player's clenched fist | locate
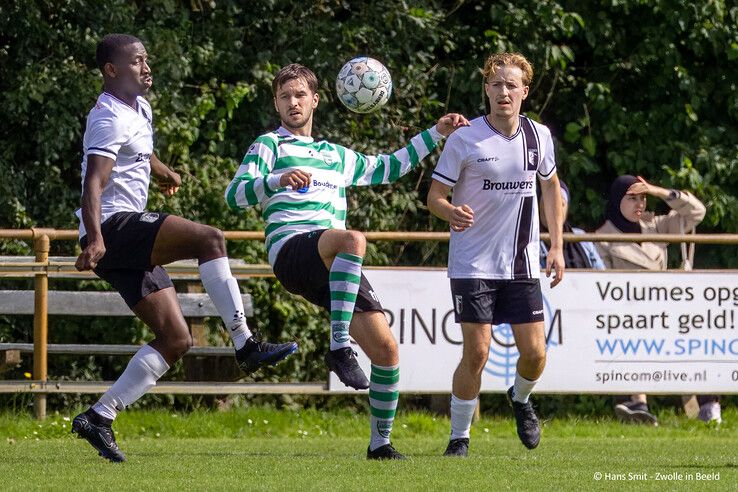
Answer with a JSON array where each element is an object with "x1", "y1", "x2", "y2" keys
[
  {"x1": 75, "y1": 239, "x2": 106, "y2": 271},
  {"x1": 450, "y1": 204, "x2": 474, "y2": 232},
  {"x1": 280, "y1": 169, "x2": 312, "y2": 190}
]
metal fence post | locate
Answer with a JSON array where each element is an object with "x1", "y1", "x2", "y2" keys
[{"x1": 32, "y1": 231, "x2": 50, "y2": 420}]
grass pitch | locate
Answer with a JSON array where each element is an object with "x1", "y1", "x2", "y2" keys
[{"x1": 0, "y1": 407, "x2": 735, "y2": 491}]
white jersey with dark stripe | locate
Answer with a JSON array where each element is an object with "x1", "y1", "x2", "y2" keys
[
  {"x1": 226, "y1": 125, "x2": 444, "y2": 265},
  {"x1": 432, "y1": 115, "x2": 556, "y2": 279},
  {"x1": 75, "y1": 92, "x2": 154, "y2": 237}
]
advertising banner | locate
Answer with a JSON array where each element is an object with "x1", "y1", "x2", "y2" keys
[{"x1": 328, "y1": 269, "x2": 738, "y2": 394}]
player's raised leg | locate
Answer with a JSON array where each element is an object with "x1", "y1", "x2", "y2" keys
[
  {"x1": 444, "y1": 322, "x2": 491, "y2": 457},
  {"x1": 318, "y1": 229, "x2": 369, "y2": 389},
  {"x1": 507, "y1": 321, "x2": 546, "y2": 449},
  {"x1": 72, "y1": 285, "x2": 189, "y2": 462},
  {"x1": 349, "y1": 311, "x2": 405, "y2": 460},
  {"x1": 151, "y1": 215, "x2": 298, "y2": 372}
]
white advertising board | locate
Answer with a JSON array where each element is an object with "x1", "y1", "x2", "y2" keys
[{"x1": 328, "y1": 269, "x2": 738, "y2": 394}]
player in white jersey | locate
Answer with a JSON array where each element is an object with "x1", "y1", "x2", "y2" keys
[
  {"x1": 70, "y1": 34, "x2": 297, "y2": 463},
  {"x1": 226, "y1": 63, "x2": 468, "y2": 459},
  {"x1": 427, "y1": 52, "x2": 565, "y2": 456}
]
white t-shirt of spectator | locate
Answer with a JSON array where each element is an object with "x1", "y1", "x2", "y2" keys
[
  {"x1": 76, "y1": 92, "x2": 154, "y2": 237},
  {"x1": 432, "y1": 115, "x2": 557, "y2": 279}
]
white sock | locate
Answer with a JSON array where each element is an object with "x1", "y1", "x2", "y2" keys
[
  {"x1": 93, "y1": 344, "x2": 170, "y2": 420},
  {"x1": 512, "y1": 372, "x2": 538, "y2": 404},
  {"x1": 199, "y1": 257, "x2": 252, "y2": 349},
  {"x1": 450, "y1": 394, "x2": 478, "y2": 440}
]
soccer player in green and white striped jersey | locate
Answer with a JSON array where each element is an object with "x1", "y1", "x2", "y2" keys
[{"x1": 225, "y1": 63, "x2": 468, "y2": 460}]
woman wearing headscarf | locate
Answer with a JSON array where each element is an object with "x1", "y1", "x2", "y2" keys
[{"x1": 596, "y1": 175, "x2": 719, "y2": 424}]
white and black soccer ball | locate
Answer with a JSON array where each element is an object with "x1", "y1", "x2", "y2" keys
[{"x1": 335, "y1": 57, "x2": 392, "y2": 113}]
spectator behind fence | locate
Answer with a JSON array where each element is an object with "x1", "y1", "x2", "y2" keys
[
  {"x1": 539, "y1": 179, "x2": 605, "y2": 270},
  {"x1": 595, "y1": 174, "x2": 720, "y2": 424}
]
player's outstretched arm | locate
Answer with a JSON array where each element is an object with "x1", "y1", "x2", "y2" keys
[
  {"x1": 347, "y1": 113, "x2": 469, "y2": 188},
  {"x1": 427, "y1": 180, "x2": 474, "y2": 232},
  {"x1": 75, "y1": 155, "x2": 115, "y2": 271},
  {"x1": 151, "y1": 153, "x2": 181, "y2": 197}
]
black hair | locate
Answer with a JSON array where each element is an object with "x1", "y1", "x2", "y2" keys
[{"x1": 95, "y1": 34, "x2": 142, "y2": 72}]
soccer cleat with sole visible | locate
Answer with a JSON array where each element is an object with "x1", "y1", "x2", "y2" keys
[
  {"x1": 507, "y1": 386, "x2": 541, "y2": 449},
  {"x1": 366, "y1": 443, "x2": 407, "y2": 460},
  {"x1": 235, "y1": 336, "x2": 298, "y2": 374},
  {"x1": 614, "y1": 401, "x2": 658, "y2": 425},
  {"x1": 443, "y1": 437, "x2": 469, "y2": 457},
  {"x1": 325, "y1": 347, "x2": 370, "y2": 390},
  {"x1": 71, "y1": 409, "x2": 126, "y2": 463}
]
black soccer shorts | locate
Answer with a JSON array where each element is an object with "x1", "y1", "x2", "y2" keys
[
  {"x1": 80, "y1": 211, "x2": 173, "y2": 308},
  {"x1": 272, "y1": 229, "x2": 383, "y2": 313},
  {"x1": 449, "y1": 278, "x2": 544, "y2": 325}
]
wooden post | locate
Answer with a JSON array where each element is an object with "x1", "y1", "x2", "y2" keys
[
  {"x1": 182, "y1": 281, "x2": 207, "y2": 382},
  {"x1": 32, "y1": 233, "x2": 50, "y2": 420},
  {"x1": 183, "y1": 282, "x2": 208, "y2": 346},
  {"x1": 430, "y1": 394, "x2": 451, "y2": 415},
  {"x1": 0, "y1": 349, "x2": 21, "y2": 374}
]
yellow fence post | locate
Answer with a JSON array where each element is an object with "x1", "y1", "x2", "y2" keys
[{"x1": 32, "y1": 230, "x2": 51, "y2": 420}]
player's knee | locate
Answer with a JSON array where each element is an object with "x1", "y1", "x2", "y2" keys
[
  {"x1": 340, "y1": 230, "x2": 366, "y2": 256},
  {"x1": 464, "y1": 347, "x2": 489, "y2": 371},
  {"x1": 167, "y1": 332, "x2": 193, "y2": 360},
  {"x1": 176, "y1": 335, "x2": 193, "y2": 359},
  {"x1": 372, "y1": 336, "x2": 398, "y2": 364},
  {"x1": 380, "y1": 335, "x2": 397, "y2": 357},
  {"x1": 200, "y1": 226, "x2": 226, "y2": 256},
  {"x1": 519, "y1": 348, "x2": 546, "y2": 368}
]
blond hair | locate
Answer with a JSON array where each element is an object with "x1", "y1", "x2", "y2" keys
[{"x1": 482, "y1": 52, "x2": 533, "y2": 86}]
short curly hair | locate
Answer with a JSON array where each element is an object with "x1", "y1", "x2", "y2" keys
[
  {"x1": 481, "y1": 52, "x2": 533, "y2": 86},
  {"x1": 96, "y1": 34, "x2": 143, "y2": 72}
]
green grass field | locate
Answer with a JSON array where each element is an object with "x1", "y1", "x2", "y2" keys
[{"x1": 0, "y1": 407, "x2": 736, "y2": 491}]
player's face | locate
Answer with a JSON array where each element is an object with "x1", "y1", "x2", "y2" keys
[
  {"x1": 274, "y1": 77, "x2": 319, "y2": 135},
  {"x1": 484, "y1": 66, "x2": 528, "y2": 119},
  {"x1": 112, "y1": 42, "x2": 152, "y2": 96},
  {"x1": 620, "y1": 192, "x2": 647, "y2": 222}
]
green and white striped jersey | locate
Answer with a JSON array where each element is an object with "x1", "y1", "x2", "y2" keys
[{"x1": 225, "y1": 125, "x2": 444, "y2": 265}]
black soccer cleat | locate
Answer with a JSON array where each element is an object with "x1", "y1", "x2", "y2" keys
[
  {"x1": 443, "y1": 437, "x2": 469, "y2": 457},
  {"x1": 366, "y1": 443, "x2": 406, "y2": 460},
  {"x1": 71, "y1": 409, "x2": 126, "y2": 463},
  {"x1": 507, "y1": 386, "x2": 541, "y2": 449},
  {"x1": 614, "y1": 400, "x2": 658, "y2": 425},
  {"x1": 235, "y1": 336, "x2": 298, "y2": 374},
  {"x1": 325, "y1": 347, "x2": 370, "y2": 390}
]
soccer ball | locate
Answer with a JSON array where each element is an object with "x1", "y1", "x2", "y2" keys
[{"x1": 335, "y1": 57, "x2": 392, "y2": 113}]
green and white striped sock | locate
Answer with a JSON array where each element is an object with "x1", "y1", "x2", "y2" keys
[
  {"x1": 329, "y1": 252, "x2": 363, "y2": 351},
  {"x1": 369, "y1": 364, "x2": 399, "y2": 451}
]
